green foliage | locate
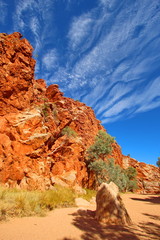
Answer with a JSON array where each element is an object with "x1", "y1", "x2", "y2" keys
[
  {"x1": 88, "y1": 159, "x2": 138, "y2": 192},
  {"x1": 125, "y1": 166, "x2": 137, "y2": 180},
  {"x1": 88, "y1": 160, "x2": 108, "y2": 184},
  {"x1": 61, "y1": 126, "x2": 77, "y2": 138},
  {"x1": 86, "y1": 130, "x2": 115, "y2": 160},
  {"x1": 156, "y1": 157, "x2": 160, "y2": 167},
  {"x1": 41, "y1": 103, "x2": 49, "y2": 117}
]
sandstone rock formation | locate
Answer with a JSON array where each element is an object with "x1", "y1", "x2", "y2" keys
[
  {"x1": 0, "y1": 32, "x2": 159, "y2": 193},
  {"x1": 0, "y1": 33, "x2": 104, "y2": 190},
  {"x1": 96, "y1": 182, "x2": 132, "y2": 225},
  {"x1": 0, "y1": 32, "x2": 35, "y2": 115},
  {"x1": 122, "y1": 156, "x2": 160, "y2": 194}
]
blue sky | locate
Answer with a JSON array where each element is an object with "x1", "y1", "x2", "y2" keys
[{"x1": 0, "y1": 0, "x2": 160, "y2": 165}]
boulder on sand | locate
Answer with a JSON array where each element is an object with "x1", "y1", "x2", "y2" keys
[{"x1": 95, "y1": 182, "x2": 132, "y2": 225}]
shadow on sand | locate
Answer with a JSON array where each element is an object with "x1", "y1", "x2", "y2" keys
[
  {"x1": 131, "y1": 195, "x2": 160, "y2": 204},
  {"x1": 69, "y1": 209, "x2": 140, "y2": 240},
  {"x1": 137, "y1": 221, "x2": 160, "y2": 240},
  {"x1": 60, "y1": 209, "x2": 160, "y2": 240}
]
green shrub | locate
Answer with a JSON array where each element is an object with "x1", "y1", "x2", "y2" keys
[
  {"x1": 41, "y1": 103, "x2": 49, "y2": 117},
  {"x1": 156, "y1": 157, "x2": 160, "y2": 167},
  {"x1": 86, "y1": 130, "x2": 114, "y2": 161},
  {"x1": 61, "y1": 126, "x2": 77, "y2": 138}
]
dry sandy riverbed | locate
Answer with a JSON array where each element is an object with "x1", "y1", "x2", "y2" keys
[{"x1": 0, "y1": 194, "x2": 159, "y2": 240}]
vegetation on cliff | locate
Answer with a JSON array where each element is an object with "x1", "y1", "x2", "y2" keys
[{"x1": 61, "y1": 126, "x2": 77, "y2": 138}]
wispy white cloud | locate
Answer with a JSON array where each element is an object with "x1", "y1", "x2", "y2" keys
[
  {"x1": 12, "y1": 0, "x2": 56, "y2": 79},
  {"x1": 68, "y1": 13, "x2": 93, "y2": 50},
  {"x1": 101, "y1": 77, "x2": 160, "y2": 123},
  {"x1": 0, "y1": 0, "x2": 7, "y2": 24},
  {"x1": 95, "y1": 81, "x2": 137, "y2": 115},
  {"x1": 9, "y1": 0, "x2": 160, "y2": 124},
  {"x1": 13, "y1": 0, "x2": 42, "y2": 54},
  {"x1": 13, "y1": 0, "x2": 35, "y2": 30},
  {"x1": 42, "y1": 49, "x2": 58, "y2": 70},
  {"x1": 62, "y1": 0, "x2": 160, "y2": 123}
]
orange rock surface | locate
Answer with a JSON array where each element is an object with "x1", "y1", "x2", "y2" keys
[
  {"x1": 0, "y1": 33, "x2": 159, "y2": 193},
  {"x1": 122, "y1": 156, "x2": 160, "y2": 194}
]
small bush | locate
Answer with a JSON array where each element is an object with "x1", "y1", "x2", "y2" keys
[
  {"x1": 41, "y1": 103, "x2": 49, "y2": 117},
  {"x1": 156, "y1": 157, "x2": 160, "y2": 167},
  {"x1": 61, "y1": 126, "x2": 77, "y2": 138}
]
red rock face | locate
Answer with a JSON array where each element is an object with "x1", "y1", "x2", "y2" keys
[
  {"x1": 0, "y1": 33, "x2": 159, "y2": 193},
  {"x1": 122, "y1": 156, "x2": 160, "y2": 194},
  {"x1": 0, "y1": 32, "x2": 35, "y2": 115},
  {"x1": 108, "y1": 142, "x2": 123, "y2": 166}
]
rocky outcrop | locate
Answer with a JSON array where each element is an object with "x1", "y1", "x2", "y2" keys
[
  {"x1": 0, "y1": 32, "x2": 35, "y2": 115},
  {"x1": 0, "y1": 32, "x2": 159, "y2": 193},
  {"x1": 0, "y1": 33, "x2": 104, "y2": 190},
  {"x1": 122, "y1": 156, "x2": 160, "y2": 194},
  {"x1": 96, "y1": 182, "x2": 132, "y2": 225}
]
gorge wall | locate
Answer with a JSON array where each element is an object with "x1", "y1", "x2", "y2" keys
[{"x1": 0, "y1": 33, "x2": 159, "y2": 193}]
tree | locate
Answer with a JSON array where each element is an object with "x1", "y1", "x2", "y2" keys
[
  {"x1": 88, "y1": 160, "x2": 108, "y2": 185},
  {"x1": 123, "y1": 166, "x2": 138, "y2": 192},
  {"x1": 156, "y1": 157, "x2": 160, "y2": 167},
  {"x1": 88, "y1": 158, "x2": 137, "y2": 192},
  {"x1": 86, "y1": 130, "x2": 137, "y2": 192},
  {"x1": 86, "y1": 130, "x2": 115, "y2": 161}
]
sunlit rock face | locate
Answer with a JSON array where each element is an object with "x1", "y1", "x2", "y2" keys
[
  {"x1": 122, "y1": 156, "x2": 160, "y2": 194},
  {"x1": 0, "y1": 32, "x2": 35, "y2": 115},
  {"x1": 0, "y1": 33, "x2": 159, "y2": 192},
  {"x1": 0, "y1": 33, "x2": 103, "y2": 190}
]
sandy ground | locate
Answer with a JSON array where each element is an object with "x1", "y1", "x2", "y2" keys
[{"x1": 0, "y1": 194, "x2": 159, "y2": 240}]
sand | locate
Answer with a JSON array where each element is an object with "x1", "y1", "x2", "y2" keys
[{"x1": 0, "y1": 194, "x2": 159, "y2": 240}]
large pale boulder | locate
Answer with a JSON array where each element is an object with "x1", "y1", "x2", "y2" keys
[{"x1": 95, "y1": 182, "x2": 132, "y2": 225}]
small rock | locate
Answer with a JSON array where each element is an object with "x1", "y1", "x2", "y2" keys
[{"x1": 75, "y1": 198, "x2": 90, "y2": 207}]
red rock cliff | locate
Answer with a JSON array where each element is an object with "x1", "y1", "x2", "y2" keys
[
  {"x1": 0, "y1": 33, "x2": 159, "y2": 193},
  {"x1": 0, "y1": 33, "x2": 104, "y2": 190},
  {"x1": 122, "y1": 156, "x2": 160, "y2": 194}
]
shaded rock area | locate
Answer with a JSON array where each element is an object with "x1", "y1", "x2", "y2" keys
[
  {"x1": 0, "y1": 32, "x2": 159, "y2": 193},
  {"x1": 96, "y1": 182, "x2": 132, "y2": 225}
]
